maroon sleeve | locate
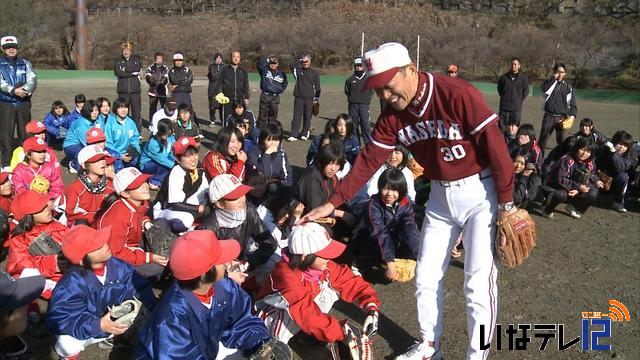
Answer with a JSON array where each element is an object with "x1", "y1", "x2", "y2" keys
[
  {"x1": 458, "y1": 86, "x2": 514, "y2": 204},
  {"x1": 328, "y1": 114, "x2": 395, "y2": 207}
]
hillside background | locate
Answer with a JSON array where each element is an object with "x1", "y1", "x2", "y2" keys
[{"x1": 1, "y1": 0, "x2": 638, "y2": 89}]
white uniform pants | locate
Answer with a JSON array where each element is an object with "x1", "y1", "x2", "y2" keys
[{"x1": 415, "y1": 169, "x2": 498, "y2": 360}]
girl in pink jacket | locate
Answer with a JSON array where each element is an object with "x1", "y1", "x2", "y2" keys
[{"x1": 12, "y1": 137, "x2": 64, "y2": 201}]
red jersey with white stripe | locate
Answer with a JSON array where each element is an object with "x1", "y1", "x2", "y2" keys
[{"x1": 330, "y1": 72, "x2": 514, "y2": 205}]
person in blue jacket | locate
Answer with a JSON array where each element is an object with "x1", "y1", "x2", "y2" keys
[
  {"x1": 360, "y1": 168, "x2": 419, "y2": 282},
  {"x1": 256, "y1": 56, "x2": 288, "y2": 129},
  {"x1": 63, "y1": 99, "x2": 103, "y2": 173},
  {"x1": 102, "y1": 97, "x2": 141, "y2": 172},
  {"x1": 47, "y1": 225, "x2": 156, "y2": 359},
  {"x1": 43, "y1": 100, "x2": 72, "y2": 150},
  {"x1": 139, "y1": 118, "x2": 176, "y2": 190},
  {"x1": 135, "y1": 229, "x2": 288, "y2": 360}
]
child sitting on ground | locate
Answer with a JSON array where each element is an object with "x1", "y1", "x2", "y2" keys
[
  {"x1": 43, "y1": 100, "x2": 72, "y2": 150},
  {"x1": 139, "y1": 118, "x2": 176, "y2": 191},
  {"x1": 12, "y1": 137, "x2": 64, "y2": 201}
]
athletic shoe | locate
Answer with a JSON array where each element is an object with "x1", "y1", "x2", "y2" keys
[
  {"x1": 300, "y1": 135, "x2": 309, "y2": 141},
  {"x1": 68, "y1": 166, "x2": 77, "y2": 174},
  {"x1": 541, "y1": 211, "x2": 554, "y2": 219},
  {"x1": 612, "y1": 202, "x2": 627, "y2": 213},
  {"x1": 286, "y1": 136, "x2": 298, "y2": 142},
  {"x1": 565, "y1": 205, "x2": 581, "y2": 219},
  {"x1": 394, "y1": 341, "x2": 437, "y2": 360}
]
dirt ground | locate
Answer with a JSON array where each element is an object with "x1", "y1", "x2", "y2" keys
[{"x1": 15, "y1": 76, "x2": 640, "y2": 359}]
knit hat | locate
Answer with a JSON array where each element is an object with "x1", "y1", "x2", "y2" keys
[{"x1": 170, "y1": 230, "x2": 241, "y2": 280}]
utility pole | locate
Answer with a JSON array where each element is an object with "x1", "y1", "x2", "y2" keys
[{"x1": 75, "y1": 0, "x2": 89, "y2": 70}]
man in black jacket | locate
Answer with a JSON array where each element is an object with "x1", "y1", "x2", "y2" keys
[
  {"x1": 207, "y1": 53, "x2": 224, "y2": 126},
  {"x1": 539, "y1": 63, "x2": 577, "y2": 154},
  {"x1": 114, "y1": 42, "x2": 142, "y2": 130},
  {"x1": 497, "y1": 57, "x2": 529, "y2": 131},
  {"x1": 145, "y1": 52, "x2": 169, "y2": 122},
  {"x1": 288, "y1": 54, "x2": 320, "y2": 141},
  {"x1": 215, "y1": 51, "x2": 250, "y2": 127},
  {"x1": 257, "y1": 56, "x2": 288, "y2": 129},
  {"x1": 168, "y1": 52, "x2": 194, "y2": 111},
  {"x1": 345, "y1": 57, "x2": 373, "y2": 145}
]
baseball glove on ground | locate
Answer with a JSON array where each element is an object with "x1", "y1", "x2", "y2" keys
[
  {"x1": 393, "y1": 259, "x2": 416, "y2": 282},
  {"x1": 328, "y1": 320, "x2": 373, "y2": 360},
  {"x1": 144, "y1": 223, "x2": 177, "y2": 257},
  {"x1": 110, "y1": 298, "x2": 142, "y2": 326},
  {"x1": 248, "y1": 338, "x2": 292, "y2": 360},
  {"x1": 28, "y1": 232, "x2": 61, "y2": 256},
  {"x1": 312, "y1": 101, "x2": 320, "y2": 116},
  {"x1": 495, "y1": 208, "x2": 536, "y2": 268}
]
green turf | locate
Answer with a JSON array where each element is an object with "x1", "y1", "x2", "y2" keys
[{"x1": 36, "y1": 70, "x2": 640, "y2": 105}]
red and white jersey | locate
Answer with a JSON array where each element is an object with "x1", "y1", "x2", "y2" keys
[{"x1": 330, "y1": 72, "x2": 514, "y2": 205}]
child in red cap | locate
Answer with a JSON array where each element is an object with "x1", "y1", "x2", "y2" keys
[
  {"x1": 255, "y1": 223, "x2": 380, "y2": 345},
  {"x1": 9, "y1": 120, "x2": 61, "y2": 177},
  {"x1": 46, "y1": 225, "x2": 156, "y2": 359},
  {"x1": 152, "y1": 136, "x2": 208, "y2": 232},
  {"x1": 94, "y1": 168, "x2": 167, "y2": 278},
  {"x1": 5, "y1": 190, "x2": 68, "y2": 299},
  {"x1": 62, "y1": 145, "x2": 115, "y2": 226},
  {"x1": 136, "y1": 230, "x2": 289, "y2": 359},
  {"x1": 12, "y1": 137, "x2": 64, "y2": 201}
]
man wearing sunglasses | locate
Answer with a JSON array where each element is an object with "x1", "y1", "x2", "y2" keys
[
  {"x1": 0, "y1": 35, "x2": 37, "y2": 169},
  {"x1": 288, "y1": 54, "x2": 320, "y2": 142}
]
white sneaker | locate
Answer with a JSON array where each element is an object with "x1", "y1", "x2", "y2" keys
[
  {"x1": 68, "y1": 166, "x2": 77, "y2": 174},
  {"x1": 286, "y1": 136, "x2": 298, "y2": 142},
  {"x1": 565, "y1": 204, "x2": 581, "y2": 219},
  {"x1": 395, "y1": 341, "x2": 437, "y2": 360},
  {"x1": 300, "y1": 132, "x2": 310, "y2": 141}
]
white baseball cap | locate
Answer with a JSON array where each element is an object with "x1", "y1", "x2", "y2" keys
[
  {"x1": 173, "y1": 52, "x2": 184, "y2": 61},
  {"x1": 288, "y1": 223, "x2": 346, "y2": 259},
  {"x1": 77, "y1": 145, "x2": 108, "y2": 167},
  {"x1": 1, "y1": 36, "x2": 18, "y2": 48},
  {"x1": 363, "y1": 42, "x2": 412, "y2": 90},
  {"x1": 209, "y1": 174, "x2": 253, "y2": 203},
  {"x1": 114, "y1": 167, "x2": 151, "y2": 195}
]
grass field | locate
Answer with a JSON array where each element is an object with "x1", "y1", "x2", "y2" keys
[{"x1": 16, "y1": 75, "x2": 640, "y2": 360}]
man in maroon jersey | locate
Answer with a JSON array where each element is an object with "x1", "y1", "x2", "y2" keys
[{"x1": 302, "y1": 42, "x2": 516, "y2": 360}]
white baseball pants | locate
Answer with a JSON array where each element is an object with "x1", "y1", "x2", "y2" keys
[{"x1": 415, "y1": 168, "x2": 499, "y2": 360}]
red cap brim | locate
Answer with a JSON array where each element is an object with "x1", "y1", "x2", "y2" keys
[
  {"x1": 363, "y1": 67, "x2": 401, "y2": 90},
  {"x1": 223, "y1": 184, "x2": 253, "y2": 200},
  {"x1": 105, "y1": 156, "x2": 116, "y2": 165},
  {"x1": 85, "y1": 153, "x2": 108, "y2": 164},
  {"x1": 215, "y1": 239, "x2": 242, "y2": 265},
  {"x1": 315, "y1": 239, "x2": 346, "y2": 259},
  {"x1": 0, "y1": 172, "x2": 10, "y2": 184},
  {"x1": 126, "y1": 174, "x2": 152, "y2": 190}
]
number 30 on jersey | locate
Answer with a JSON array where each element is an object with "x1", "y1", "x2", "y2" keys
[{"x1": 441, "y1": 144, "x2": 467, "y2": 162}]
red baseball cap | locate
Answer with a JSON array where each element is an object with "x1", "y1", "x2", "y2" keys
[
  {"x1": 113, "y1": 167, "x2": 151, "y2": 195},
  {"x1": 288, "y1": 222, "x2": 346, "y2": 259},
  {"x1": 173, "y1": 136, "x2": 199, "y2": 156},
  {"x1": 363, "y1": 42, "x2": 412, "y2": 90},
  {"x1": 23, "y1": 137, "x2": 47, "y2": 153},
  {"x1": 26, "y1": 120, "x2": 46, "y2": 135},
  {"x1": 11, "y1": 190, "x2": 50, "y2": 220},
  {"x1": 105, "y1": 156, "x2": 117, "y2": 165},
  {"x1": 86, "y1": 128, "x2": 106, "y2": 145},
  {"x1": 62, "y1": 225, "x2": 112, "y2": 264},
  {"x1": 169, "y1": 230, "x2": 241, "y2": 280},
  {"x1": 0, "y1": 172, "x2": 10, "y2": 185}
]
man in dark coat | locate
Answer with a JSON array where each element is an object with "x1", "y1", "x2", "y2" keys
[{"x1": 114, "y1": 42, "x2": 142, "y2": 130}]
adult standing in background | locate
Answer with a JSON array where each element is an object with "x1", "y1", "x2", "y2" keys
[
  {"x1": 497, "y1": 57, "x2": 529, "y2": 131},
  {"x1": 539, "y1": 63, "x2": 577, "y2": 154},
  {"x1": 257, "y1": 55, "x2": 288, "y2": 129},
  {"x1": 168, "y1": 52, "x2": 194, "y2": 110},
  {"x1": 215, "y1": 51, "x2": 250, "y2": 127},
  {"x1": 446, "y1": 64, "x2": 458, "y2": 78},
  {"x1": 345, "y1": 57, "x2": 373, "y2": 145},
  {"x1": 0, "y1": 35, "x2": 36, "y2": 169},
  {"x1": 114, "y1": 42, "x2": 142, "y2": 130},
  {"x1": 207, "y1": 52, "x2": 224, "y2": 127},
  {"x1": 145, "y1": 52, "x2": 169, "y2": 123},
  {"x1": 288, "y1": 54, "x2": 320, "y2": 142}
]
